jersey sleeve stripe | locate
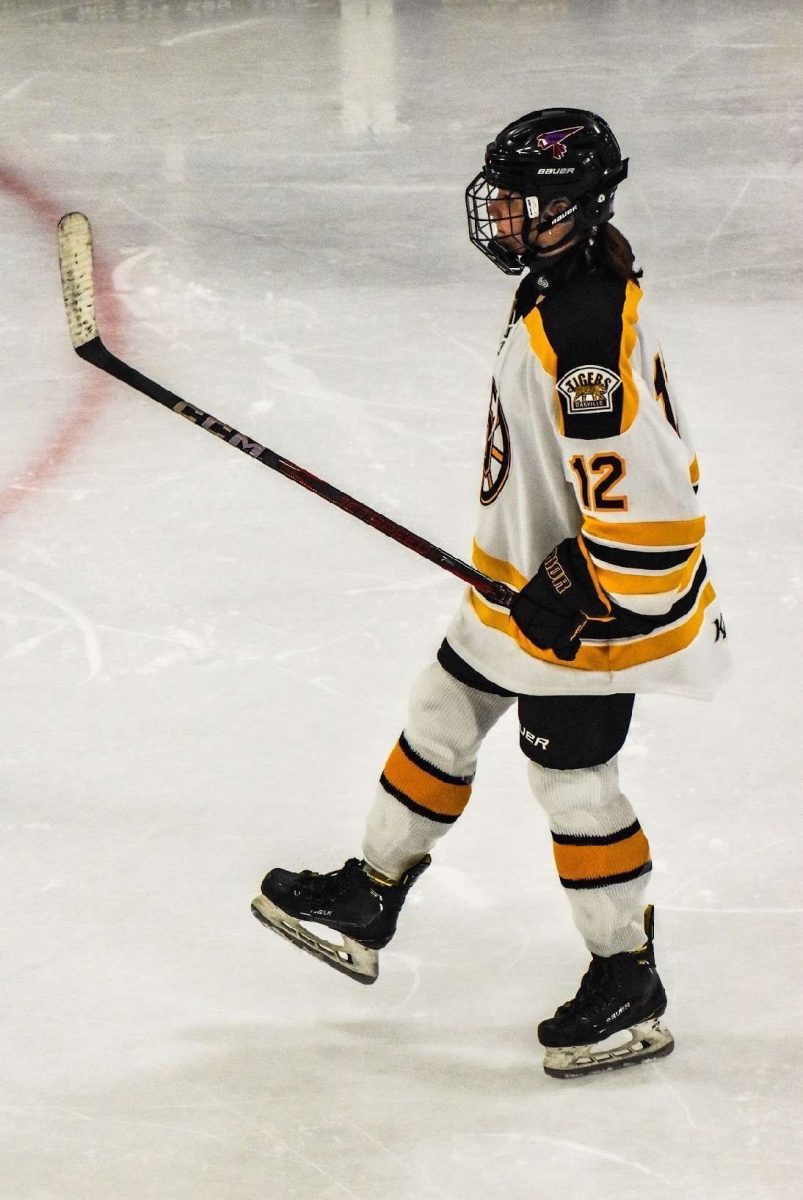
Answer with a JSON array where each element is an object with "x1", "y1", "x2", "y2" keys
[
  {"x1": 595, "y1": 545, "x2": 702, "y2": 596},
  {"x1": 471, "y1": 539, "x2": 528, "y2": 592},
  {"x1": 583, "y1": 515, "x2": 706, "y2": 549},
  {"x1": 575, "y1": 534, "x2": 613, "y2": 611},
  {"x1": 617, "y1": 280, "x2": 641, "y2": 435},
  {"x1": 582, "y1": 537, "x2": 695, "y2": 571},
  {"x1": 585, "y1": 558, "x2": 708, "y2": 639}
]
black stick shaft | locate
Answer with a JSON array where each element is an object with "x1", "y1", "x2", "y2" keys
[{"x1": 77, "y1": 337, "x2": 515, "y2": 608}]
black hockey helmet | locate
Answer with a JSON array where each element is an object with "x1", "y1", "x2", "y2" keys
[{"x1": 465, "y1": 108, "x2": 628, "y2": 274}]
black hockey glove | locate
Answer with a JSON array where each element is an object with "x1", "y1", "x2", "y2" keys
[{"x1": 510, "y1": 537, "x2": 612, "y2": 662}]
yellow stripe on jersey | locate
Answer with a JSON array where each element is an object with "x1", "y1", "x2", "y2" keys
[
  {"x1": 583, "y1": 515, "x2": 706, "y2": 549},
  {"x1": 471, "y1": 540, "x2": 528, "y2": 591},
  {"x1": 523, "y1": 307, "x2": 565, "y2": 431},
  {"x1": 523, "y1": 306, "x2": 558, "y2": 378},
  {"x1": 382, "y1": 740, "x2": 472, "y2": 819},
  {"x1": 595, "y1": 545, "x2": 703, "y2": 597},
  {"x1": 618, "y1": 280, "x2": 642, "y2": 435},
  {"x1": 469, "y1": 580, "x2": 717, "y2": 671}
]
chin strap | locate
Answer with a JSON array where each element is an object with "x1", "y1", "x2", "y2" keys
[
  {"x1": 526, "y1": 194, "x2": 582, "y2": 236},
  {"x1": 521, "y1": 230, "x2": 595, "y2": 275},
  {"x1": 519, "y1": 193, "x2": 589, "y2": 265}
]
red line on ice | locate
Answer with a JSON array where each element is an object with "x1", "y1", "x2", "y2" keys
[{"x1": 0, "y1": 164, "x2": 123, "y2": 521}]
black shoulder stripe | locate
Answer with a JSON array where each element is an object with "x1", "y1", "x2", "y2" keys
[{"x1": 539, "y1": 272, "x2": 630, "y2": 440}]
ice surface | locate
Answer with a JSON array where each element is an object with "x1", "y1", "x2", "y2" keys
[{"x1": 0, "y1": 1, "x2": 801, "y2": 1198}]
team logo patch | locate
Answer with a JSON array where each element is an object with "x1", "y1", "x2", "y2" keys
[
  {"x1": 481, "y1": 380, "x2": 511, "y2": 505},
  {"x1": 557, "y1": 365, "x2": 621, "y2": 415},
  {"x1": 536, "y1": 126, "x2": 584, "y2": 160}
]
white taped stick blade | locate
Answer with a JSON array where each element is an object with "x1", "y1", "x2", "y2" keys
[{"x1": 57, "y1": 212, "x2": 98, "y2": 349}]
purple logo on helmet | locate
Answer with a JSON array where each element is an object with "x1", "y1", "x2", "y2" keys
[{"x1": 535, "y1": 126, "x2": 584, "y2": 160}]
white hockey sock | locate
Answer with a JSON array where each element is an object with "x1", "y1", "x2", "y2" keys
[
  {"x1": 528, "y1": 758, "x2": 651, "y2": 955},
  {"x1": 362, "y1": 662, "x2": 514, "y2": 880}
]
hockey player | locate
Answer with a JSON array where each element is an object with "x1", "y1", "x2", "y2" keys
[{"x1": 252, "y1": 109, "x2": 730, "y2": 1078}]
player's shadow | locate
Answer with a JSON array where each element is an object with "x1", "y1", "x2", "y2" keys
[{"x1": 26, "y1": 1009, "x2": 731, "y2": 1200}]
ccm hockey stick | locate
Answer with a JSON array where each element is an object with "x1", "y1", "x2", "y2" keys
[{"x1": 57, "y1": 213, "x2": 514, "y2": 608}]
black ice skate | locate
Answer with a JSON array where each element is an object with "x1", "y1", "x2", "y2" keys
[
  {"x1": 538, "y1": 905, "x2": 674, "y2": 1078},
  {"x1": 251, "y1": 856, "x2": 430, "y2": 984}
]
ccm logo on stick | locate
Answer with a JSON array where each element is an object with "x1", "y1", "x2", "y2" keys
[{"x1": 173, "y1": 401, "x2": 266, "y2": 457}]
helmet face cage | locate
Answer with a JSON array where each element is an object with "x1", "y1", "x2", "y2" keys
[
  {"x1": 465, "y1": 108, "x2": 628, "y2": 275},
  {"x1": 466, "y1": 173, "x2": 528, "y2": 275},
  {"x1": 466, "y1": 176, "x2": 588, "y2": 275}
]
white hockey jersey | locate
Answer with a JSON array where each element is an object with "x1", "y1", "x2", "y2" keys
[{"x1": 445, "y1": 251, "x2": 731, "y2": 698}]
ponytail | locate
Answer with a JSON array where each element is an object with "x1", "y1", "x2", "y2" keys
[{"x1": 598, "y1": 223, "x2": 642, "y2": 282}]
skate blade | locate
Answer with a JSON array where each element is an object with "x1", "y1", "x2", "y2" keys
[
  {"x1": 251, "y1": 894, "x2": 379, "y2": 985},
  {"x1": 543, "y1": 1017, "x2": 674, "y2": 1079}
]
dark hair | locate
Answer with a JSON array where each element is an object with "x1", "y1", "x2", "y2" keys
[{"x1": 599, "y1": 223, "x2": 642, "y2": 282}]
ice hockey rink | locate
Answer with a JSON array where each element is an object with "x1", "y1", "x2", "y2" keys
[{"x1": 1, "y1": 1, "x2": 801, "y2": 1197}]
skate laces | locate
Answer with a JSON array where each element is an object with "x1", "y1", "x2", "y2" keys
[
  {"x1": 335, "y1": 859, "x2": 369, "y2": 894},
  {"x1": 298, "y1": 858, "x2": 366, "y2": 900},
  {"x1": 557, "y1": 954, "x2": 621, "y2": 1020}
]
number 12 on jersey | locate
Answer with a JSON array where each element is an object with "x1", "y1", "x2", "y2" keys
[{"x1": 569, "y1": 453, "x2": 628, "y2": 512}]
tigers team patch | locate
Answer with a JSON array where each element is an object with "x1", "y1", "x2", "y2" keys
[{"x1": 557, "y1": 365, "x2": 621, "y2": 415}]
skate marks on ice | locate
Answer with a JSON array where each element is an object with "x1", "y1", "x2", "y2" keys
[
  {"x1": 663, "y1": 904, "x2": 803, "y2": 915},
  {"x1": 0, "y1": 566, "x2": 102, "y2": 681},
  {"x1": 3, "y1": 961, "x2": 794, "y2": 1200},
  {"x1": 104, "y1": 240, "x2": 422, "y2": 456},
  {"x1": 489, "y1": 1132, "x2": 676, "y2": 1187},
  {"x1": 0, "y1": 73, "x2": 45, "y2": 102},
  {"x1": 0, "y1": 579, "x2": 247, "y2": 684},
  {"x1": 159, "y1": 17, "x2": 275, "y2": 49},
  {"x1": 659, "y1": 831, "x2": 803, "y2": 916}
]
